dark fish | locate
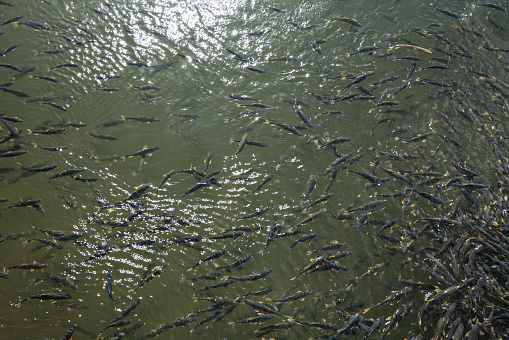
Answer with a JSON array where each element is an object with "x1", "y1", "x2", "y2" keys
[
  {"x1": 236, "y1": 206, "x2": 269, "y2": 220},
  {"x1": 0, "y1": 16, "x2": 23, "y2": 26},
  {"x1": 44, "y1": 272, "x2": 77, "y2": 289},
  {"x1": 231, "y1": 314, "x2": 276, "y2": 325},
  {"x1": 61, "y1": 324, "x2": 76, "y2": 340},
  {"x1": 273, "y1": 289, "x2": 315, "y2": 303},
  {"x1": 111, "y1": 297, "x2": 142, "y2": 323},
  {"x1": 123, "y1": 116, "x2": 161, "y2": 123},
  {"x1": 372, "y1": 75, "x2": 400, "y2": 86},
  {"x1": 209, "y1": 231, "x2": 244, "y2": 240},
  {"x1": 49, "y1": 168, "x2": 84, "y2": 180},
  {"x1": 239, "y1": 103, "x2": 271, "y2": 109},
  {"x1": 88, "y1": 132, "x2": 118, "y2": 141},
  {"x1": 229, "y1": 268, "x2": 273, "y2": 281},
  {"x1": 8, "y1": 199, "x2": 42, "y2": 208},
  {"x1": 30, "y1": 75, "x2": 62, "y2": 83},
  {"x1": 252, "y1": 174, "x2": 274, "y2": 193},
  {"x1": 0, "y1": 63, "x2": 23, "y2": 72},
  {"x1": 0, "y1": 86, "x2": 30, "y2": 98},
  {"x1": 301, "y1": 193, "x2": 333, "y2": 211},
  {"x1": 244, "y1": 299, "x2": 282, "y2": 315},
  {"x1": 363, "y1": 287, "x2": 412, "y2": 313},
  {"x1": 349, "y1": 170, "x2": 383, "y2": 185},
  {"x1": 156, "y1": 170, "x2": 176, "y2": 193},
  {"x1": 180, "y1": 170, "x2": 221, "y2": 200},
  {"x1": 432, "y1": 4, "x2": 463, "y2": 18},
  {"x1": 0, "y1": 43, "x2": 20, "y2": 57},
  {"x1": 7, "y1": 262, "x2": 48, "y2": 270},
  {"x1": 36, "y1": 145, "x2": 67, "y2": 151},
  {"x1": 41, "y1": 102, "x2": 67, "y2": 111},
  {"x1": 124, "y1": 183, "x2": 151, "y2": 201},
  {"x1": 191, "y1": 249, "x2": 228, "y2": 269},
  {"x1": 228, "y1": 133, "x2": 248, "y2": 158},
  {"x1": 294, "y1": 105, "x2": 313, "y2": 128},
  {"x1": 216, "y1": 253, "x2": 254, "y2": 272},
  {"x1": 123, "y1": 146, "x2": 159, "y2": 158},
  {"x1": 18, "y1": 293, "x2": 71, "y2": 307},
  {"x1": 133, "y1": 264, "x2": 168, "y2": 292},
  {"x1": 330, "y1": 151, "x2": 356, "y2": 167},
  {"x1": 289, "y1": 233, "x2": 318, "y2": 252},
  {"x1": 341, "y1": 71, "x2": 376, "y2": 91},
  {"x1": 21, "y1": 164, "x2": 57, "y2": 173},
  {"x1": 327, "y1": 17, "x2": 363, "y2": 27},
  {"x1": 28, "y1": 128, "x2": 66, "y2": 135},
  {"x1": 303, "y1": 175, "x2": 318, "y2": 203},
  {"x1": 49, "y1": 63, "x2": 80, "y2": 70},
  {"x1": 246, "y1": 66, "x2": 266, "y2": 73},
  {"x1": 105, "y1": 270, "x2": 114, "y2": 303},
  {"x1": 292, "y1": 211, "x2": 322, "y2": 229},
  {"x1": 349, "y1": 46, "x2": 379, "y2": 56},
  {"x1": 26, "y1": 238, "x2": 63, "y2": 249}
]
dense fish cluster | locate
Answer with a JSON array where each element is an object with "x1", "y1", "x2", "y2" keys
[{"x1": 1, "y1": 0, "x2": 509, "y2": 339}]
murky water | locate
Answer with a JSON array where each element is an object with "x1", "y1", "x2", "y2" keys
[{"x1": 1, "y1": 0, "x2": 509, "y2": 339}]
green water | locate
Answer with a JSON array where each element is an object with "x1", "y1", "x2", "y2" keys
[{"x1": 1, "y1": 0, "x2": 508, "y2": 339}]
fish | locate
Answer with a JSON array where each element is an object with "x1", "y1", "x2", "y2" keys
[
  {"x1": 156, "y1": 170, "x2": 176, "y2": 192},
  {"x1": 348, "y1": 200, "x2": 386, "y2": 212},
  {"x1": 273, "y1": 289, "x2": 315, "y2": 303},
  {"x1": 0, "y1": 16, "x2": 23, "y2": 26},
  {"x1": 228, "y1": 133, "x2": 248, "y2": 158},
  {"x1": 330, "y1": 151, "x2": 356, "y2": 167},
  {"x1": 110, "y1": 297, "x2": 142, "y2": 323},
  {"x1": 389, "y1": 44, "x2": 432, "y2": 54},
  {"x1": 44, "y1": 272, "x2": 77, "y2": 289},
  {"x1": 216, "y1": 253, "x2": 254, "y2": 272},
  {"x1": 289, "y1": 233, "x2": 318, "y2": 252},
  {"x1": 36, "y1": 145, "x2": 68, "y2": 151},
  {"x1": 123, "y1": 146, "x2": 159, "y2": 159},
  {"x1": 432, "y1": 4, "x2": 463, "y2": 18},
  {"x1": 30, "y1": 75, "x2": 62, "y2": 83},
  {"x1": 7, "y1": 262, "x2": 48, "y2": 271},
  {"x1": 61, "y1": 324, "x2": 76, "y2": 340},
  {"x1": 235, "y1": 206, "x2": 269, "y2": 220},
  {"x1": 349, "y1": 46, "x2": 380, "y2": 57},
  {"x1": 0, "y1": 86, "x2": 30, "y2": 98},
  {"x1": 244, "y1": 299, "x2": 282, "y2": 315},
  {"x1": 327, "y1": 17, "x2": 363, "y2": 27},
  {"x1": 252, "y1": 174, "x2": 273, "y2": 193},
  {"x1": 105, "y1": 270, "x2": 114, "y2": 304},
  {"x1": 87, "y1": 132, "x2": 118, "y2": 141},
  {"x1": 41, "y1": 102, "x2": 67, "y2": 111},
  {"x1": 303, "y1": 175, "x2": 318, "y2": 203},
  {"x1": 363, "y1": 287, "x2": 412, "y2": 313},
  {"x1": 133, "y1": 263, "x2": 168, "y2": 291},
  {"x1": 340, "y1": 71, "x2": 376, "y2": 91},
  {"x1": 28, "y1": 128, "x2": 66, "y2": 135},
  {"x1": 229, "y1": 268, "x2": 273, "y2": 281},
  {"x1": 17, "y1": 293, "x2": 71, "y2": 307},
  {"x1": 349, "y1": 170, "x2": 383, "y2": 185},
  {"x1": 0, "y1": 63, "x2": 23, "y2": 72},
  {"x1": 294, "y1": 105, "x2": 313, "y2": 128},
  {"x1": 180, "y1": 170, "x2": 221, "y2": 200},
  {"x1": 191, "y1": 249, "x2": 228, "y2": 269},
  {"x1": 8, "y1": 199, "x2": 42, "y2": 209},
  {"x1": 123, "y1": 116, "x2": 161, "y2": 123},
  {"x1": 20, "y1": 164, "x2": 57, "y2": 173},
  {"x1": 26, "y1": 238, "x2": 63, "y2": 249},
  {"x1": 49, "y1": 168, "x2": 84, "y2": 180},
  {"x1": 49, "y1": 63, "x2": 80, "y2": 70},
  {"x1": 124, "y1": 183, "x2": 151, "y2": 201},
  {"x1": 231, "y1": 314, "x2": 276, "y2": 325},
  {"x1": 0, "y1": 43, "x2": 20, "y2": 57}
]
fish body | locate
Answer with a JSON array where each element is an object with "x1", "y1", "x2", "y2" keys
[
  {"x1": 105, "y1": 270, "x2": 114, "y2": 303},
  {"x1": 18, "y1": 293, "x2": 71, "y2": 307},
  {"x1": 192, "y1": 249, "x2": 227, "y2": 269}
]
